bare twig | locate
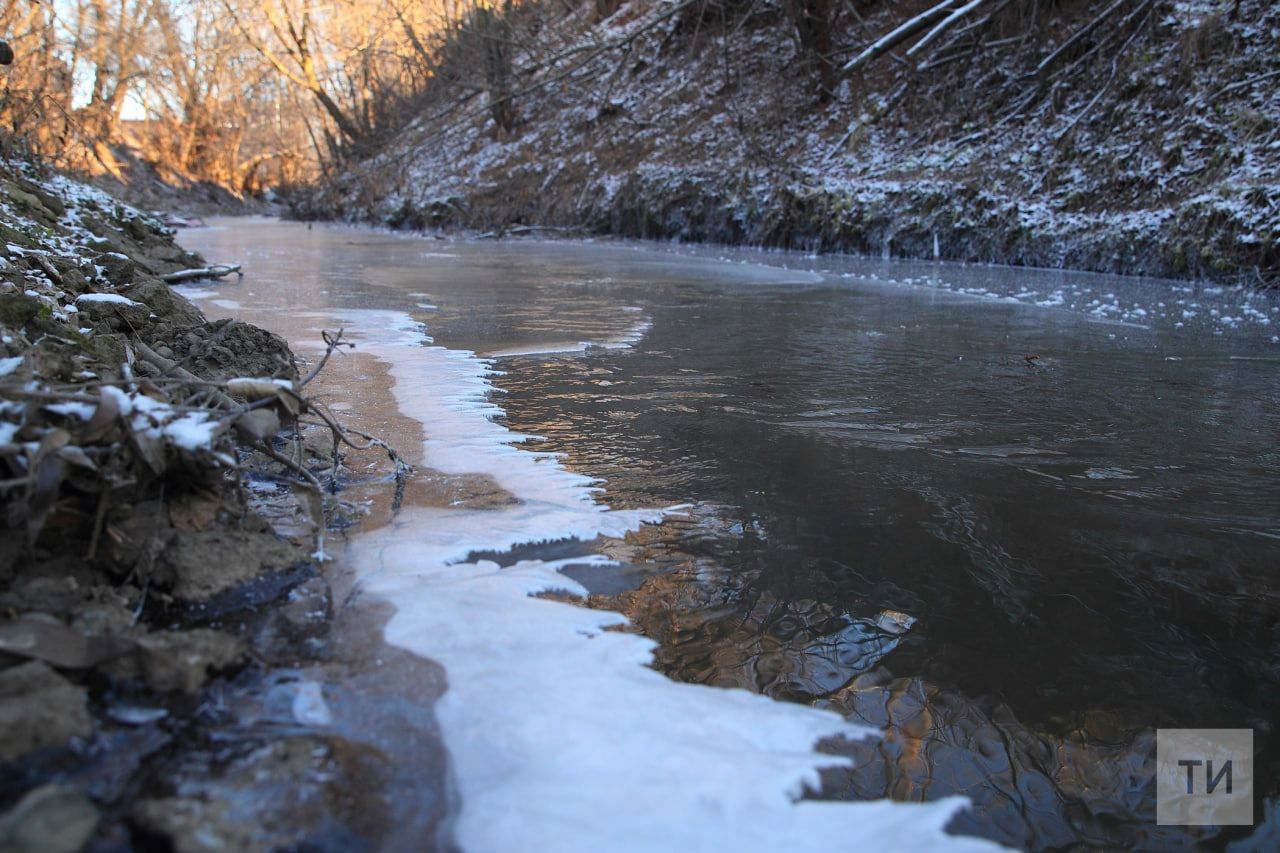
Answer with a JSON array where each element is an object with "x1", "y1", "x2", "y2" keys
[
  {"x1": 1033, "y1": 0, "x2": 1129, "y2": 79},
  {"x1": 300, "y1": 328, "x2": 355, "y2": 386},
  {"x1": 132, "y1": 339, "x2": 238, "y2": 408},
  {"x1": 305, "y1": 404, "x2": 411, "y2": 476},
  {"x1": 257, "y1": 439, "x2": 328, "y2": 557},
  {"x1": 1214, "y1": 68, "x2": 1280, "y2": 99}
]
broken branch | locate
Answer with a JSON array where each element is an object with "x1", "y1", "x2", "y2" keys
[
  {"x1": 160, "y1": 264, "x2": 243, "y2": 284},
  {"x1": 843, "y1": 0, "x2": 961, "y2": 73}
]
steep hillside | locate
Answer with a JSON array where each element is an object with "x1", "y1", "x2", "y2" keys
[{"x1": 311, "y1": 0, "x2": 1279, "y2": 285}]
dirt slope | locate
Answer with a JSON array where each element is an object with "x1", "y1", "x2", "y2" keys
[{"x1": 311, "y1": 0, "x2": 1278, "y2": 285}]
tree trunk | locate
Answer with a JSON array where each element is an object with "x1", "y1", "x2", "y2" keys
[
  {"x1": 787, "y1": 0, "x2": 837, "y2": 102},
  {"x1": 477, "y1": 2, "x2": 517, "y2": 136}
]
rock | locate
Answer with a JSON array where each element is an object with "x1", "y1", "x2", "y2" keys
[
  {"x1": 0, "y1": 785, "x2": 99, "y2": 853},
  {"x1": 69, "y1": 598, "x2": 137, "y2": 637},
  {"x1": 80, "y1": 230, "x2": 127, "y2": 258},
  {"x1": 131, "y1": 359, "x2": 161, "y2": 378},
  {"x1": 0, "y1": 662, "x2": 92, "y2": 763},
  {"x1": 122, "y1": 216, "x2": 154, "y2": 243},
  {"x1": 0, "y1": 221, "x2": 35, "y2": 250},
  {"x1": 130, "y1": 736, "x2": 391, "y2": 852},
  {"x1": 22, "y1": 182, "x2": 66, "y2": 218},
  {"x1": 302, "y1": 428, "x2": 337, "y2": 463},
  {"x1": 0, "y1": 292, "x2": 43, "y2": 329},
  {"x1": 124, "y1": 279, "x2": 205, "y2": 326},
  {"x1": 0, "y1": 576, "x2": 86, "y2": 616},
  {"x1": 130, "y1": 629, "x2": 245, "y2": 694},
  {"x1": 52, "y1": 264, "x2": 88, "y2": 296},
  {"x1": 85, "y1": 332, "x2": 127, "y2": 372},
  {"x1": 145, "y1": 243, "x2": 190, "y2": 264},
  {"x1": 156, "y1": 529, "x2": 299, "y2": 602},
  {"x1": 73, "y1": 293, "x2": 151, "y2": 328},
  {"x1": 3, "y1": 182, "x2": 57, "y2": 224},
  {"x1": 0, "y1": 613, "x2": 131, "y2": 669},
  {"x1": 93, "y1": 252, "x2": 135, "y2": 287}
]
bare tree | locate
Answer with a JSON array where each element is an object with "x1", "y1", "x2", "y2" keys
[
  {"x1": 786, "y1": 0, "x2": 839, "y2": 101},
  {"x1": 475, "y1": 0, "x2": 517, "y2": 135}
]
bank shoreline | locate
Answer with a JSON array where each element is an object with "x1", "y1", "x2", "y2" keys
[
  {"x1": 297, "y1": 163, "x2": 1272, "y2": 290},
  {"x1": 293, "y1": 0, "x2": 1276, "y2": 290},
  {"x1": 0, "y1": 160, "x2": 456, "y2": 850}
]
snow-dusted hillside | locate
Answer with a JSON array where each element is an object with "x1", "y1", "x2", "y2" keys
[{"x1": 311, "y1": 0, "x2": 1278, "y2": 285}]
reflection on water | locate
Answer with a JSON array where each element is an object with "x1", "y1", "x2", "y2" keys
[
  {"x1": 597, "y1": 507, "x2": 915, "y2": 701},
  {"x1": 181, "y1": 220, "x2": 1280, "y2": 849},
  {"x1": 820, "y1": 677, "x2": 1173, "y2": 849},
  {"x1": 590, "y1": 508, "x2": 1245, "y2": 848}
]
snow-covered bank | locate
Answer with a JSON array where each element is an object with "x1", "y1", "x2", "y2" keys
[
  {"x1": 305, "y1": 0, "x2": 1278, "y2": 287},
  {"x1": 342, "y1": 309, "x2": 999, "y2": 851}
]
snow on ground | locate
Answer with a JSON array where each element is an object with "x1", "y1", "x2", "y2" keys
[
  {"x1": 1, "y1": 158, "x2": 178, "y2": 321},
  {"x1": 327, "y1": 0, "x2": 1280, "y2": 288}
]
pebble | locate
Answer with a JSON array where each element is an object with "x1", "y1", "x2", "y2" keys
[{"x1": 291, "y1": 681, "x2": 333, "y2": 727}]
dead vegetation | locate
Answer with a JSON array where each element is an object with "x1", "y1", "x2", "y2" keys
[
  {"x1": 1, "y1": 324, "x2": 407, "y2": 566},
  {"x1": 0, "y1": 157, "x2": 411, "y2": 800},
  {"x1": 302, "y1": 0, "x2": 1277, "y2": 287}
]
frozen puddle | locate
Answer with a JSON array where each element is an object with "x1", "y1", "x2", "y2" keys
[{"x1": 345, "y1": 310, "x2": 997, "y2": 852}]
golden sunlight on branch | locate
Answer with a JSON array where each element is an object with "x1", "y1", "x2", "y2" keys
[{"x1": 0, "y1": 0, "x2": 477, "y2": 197}]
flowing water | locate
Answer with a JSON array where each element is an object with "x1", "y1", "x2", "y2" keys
[{"x1": 179, "y1": 218, "x2": 1279, "y2": 851}]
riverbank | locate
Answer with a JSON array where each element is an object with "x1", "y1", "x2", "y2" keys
[
  {"x1": 299, "y1": 0, "x2": 1278, "y2": 287},
  {"x1": 0, "y1": 161, "x2": 454, "y2": 849}
]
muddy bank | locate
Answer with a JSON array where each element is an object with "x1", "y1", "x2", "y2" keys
[{"x1": 0, "y1": 160, "x2": 453, "y2": 850}]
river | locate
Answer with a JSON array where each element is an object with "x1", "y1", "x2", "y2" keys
[{"x1": 178, "y1": 217, "x2": 1279, "y2": 850}]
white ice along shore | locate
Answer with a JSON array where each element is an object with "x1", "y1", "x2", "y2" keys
[
  {"x1": 483, "y1": 313, "x2": 654, "y2": 358},
  {"x1": 343, "y1": 310, "x2": 1000, "y2": 852}
]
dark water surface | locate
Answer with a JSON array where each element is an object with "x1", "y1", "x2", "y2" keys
[{"x1": 181, "y1": 219, "x2": 1279, "y2": 850}]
